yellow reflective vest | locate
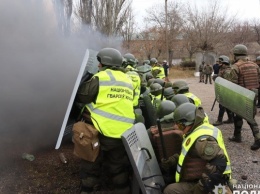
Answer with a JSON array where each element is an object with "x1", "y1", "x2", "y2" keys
[
  {"x1": 152, "y1": 66, "x2": 165, "y2": 79},
  {"x1": 85, "y1": 69, "x2": 135, "y2": 138},
  {"x1": 184, "y1": 92, "x2": 202, "y2": 107},
  {"x1": 176, "y1": 123, "x2": 231, "y2": 182},
  {"x1": 126, "y1": 65, "x2": 141, "y2": 106}
]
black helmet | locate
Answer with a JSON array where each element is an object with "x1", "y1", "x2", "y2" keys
[
  {"x1": 150, "y1": 58, "x2": 158, "y2": 65},
  {"x1": 97, "y1": 48, "x2": 123, "y2": 67},
  {"x1": 174, "y1": 103, "x2": 196, "y2": 126},
  {"x1": 171, "y1": 94, "x2": 190, "y2": 107},
  {"x1": 150, "y1": 83, "x2": 162, "y2": 96},
  {"x1": 164, "y1": 87, "x2": 175, "y2": 100},
  {"x1": 123, "y1": 53, "x2": 137, "y2": 67},
  {"x1": 157, "y1": 100, "x2": 176, "y2": 119},
  {"x1": 172, "y1": 80, "x2": 189, "y2": 94},
  {"x1": 233, "y1": 44, "x2": 247, "y2": 56},
  {"x1": 256, "y1": 56, "x2": 260, "y2": 61}
]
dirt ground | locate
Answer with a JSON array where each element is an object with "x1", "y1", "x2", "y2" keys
[{"x1": 0, "y1": 76, "x2": 259, "y2": 193}]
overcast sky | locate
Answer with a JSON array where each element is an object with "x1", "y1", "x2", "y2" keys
[{"x1": 132, "y1": 0, "x2": 260, "y2": 27}]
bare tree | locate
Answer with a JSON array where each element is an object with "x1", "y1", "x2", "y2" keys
[
  {"x1": 76, "y1": 0, "x2": 92, "y2": 25},
  {"x1": 53, "y1": 0, "x2": 73, "y2": 35},
  {"x1": 250, "y1": 19, "x2": 260, "y2": 45},
  {"x1": 145, "y1": 1, "x2": 184, "y2": 64},
  {"x1": 91, "y1": 0, "x2": 132, "y2": 36},
  {"x1": 121, "y1": 6, "x2": 136, "y2": 50},
  {"x1": 133, "y1": 27, "x2": 163, "y2": 60},
  {"x1": 182, "y1": 0, "x2": 236, "y2": 59}
]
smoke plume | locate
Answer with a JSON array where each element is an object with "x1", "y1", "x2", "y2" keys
[{"x1": 0, "y1": 0, "x2": 122, "y2": 166}]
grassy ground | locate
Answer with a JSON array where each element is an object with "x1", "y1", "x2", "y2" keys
[{"x1": 168, "y1": 66, "x2": 195, "y2": 79}]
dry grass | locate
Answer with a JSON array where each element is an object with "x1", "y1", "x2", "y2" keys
[{"x1": 168, "y1": 66, "x2": 195, "y2": 79}]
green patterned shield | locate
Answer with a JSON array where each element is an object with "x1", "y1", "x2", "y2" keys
[{"x1": 214, "y1": 77, "x2": 256, "y2": 123}]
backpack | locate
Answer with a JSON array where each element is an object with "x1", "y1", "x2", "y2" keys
[{"x1": 72, "y1": 121, "x2": 100, "y2": 162}]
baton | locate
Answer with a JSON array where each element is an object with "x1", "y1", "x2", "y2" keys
[
  {"x1": 156, "y1": 118, "x2": 167, "y2": 159},
  {"x1": 211, "y1": 98, "x2": 217, "y2": 111}
]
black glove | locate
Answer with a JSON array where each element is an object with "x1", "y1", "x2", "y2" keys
[{"x1": 160, "y1": 154, "x2": 179, "y2": 172}]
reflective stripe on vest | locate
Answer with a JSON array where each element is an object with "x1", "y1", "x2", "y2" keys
[
  {"x1": 184, "y1": 92, "x2": 202, "y2": 106},
  {"x1": 175, "y1": 124, "x2": 231, "y2": 182},
  {"x1": 85, "y1": 70, "x2": 135, "y2": 138}
]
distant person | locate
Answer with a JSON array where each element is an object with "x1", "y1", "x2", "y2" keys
[
  {"x1": 162, "y1": 60, "x2": 170, "y2": 82},
  {"x1": 203, "y1": 63, "x2": 213, "y2": 84},
  {"x1": 229, "y1": 44, "x2": 260, "y2": 150},
  {"x1": 198, "y1": 61, "x2": 205, "y2": 83}
]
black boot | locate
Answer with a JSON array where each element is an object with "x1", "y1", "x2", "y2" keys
[
  {"x1": 251, "y1": 139, "x2": 260, "y2": 150},
  {"x1": 228, "y1": 136, "x2": 242, "y2": 143},
  {"x1": 213, "y1": 120, "x2": 223, "y2": 126}
]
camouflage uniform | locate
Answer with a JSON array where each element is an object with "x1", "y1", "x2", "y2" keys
[
  {"x1": 203, "y1": 63, "x2": 213, "y2": 84},
  {"x1": 213, "y1": 63, "x2": 234, "y2": 125},
  {"x1": 256, "y1": 57, "x2": 260, "y2": 107},
  {"x1": 229, "y1": 57, "x2": 260, "y2": 150},
  {"x1": 199, "y1": 63, "x2": 204, "y2": 82},
  {"x1": 162, "y1": 105, "x2": 231, "y2": 194}
]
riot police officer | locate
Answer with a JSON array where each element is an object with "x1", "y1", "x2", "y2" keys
[
  {"x1": 162, "y1": 103, "x2": 232, "y2": 194},
  {"x1": 77, "y1": 48, "x2": 135, "y2": 194},
  {"x1": 123, "y1": 53, "x2": 141, "y2": 107},
  {"x1": 172, "y1": 80, "x2": 202, "y2": 107},
  {"x1": 229, "y1": 44, "x2": 260, "y2": 150},
  {"x1": 212, "y1": 55, "x2": 234, "y2": 126},
  {"x1": 151, "y1": 58, "x2": 166, "y2": 79}
]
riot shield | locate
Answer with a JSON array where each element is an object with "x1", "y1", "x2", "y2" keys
[
  {"x1": 214, "y1": 77, "x2": 255, "y2": 123},
  {"x1": 121, "y1": 123, "x2": 165, "y2": 194},
  {"x1": 55, "y1": 49, "x2": 99, "y2": 149}
]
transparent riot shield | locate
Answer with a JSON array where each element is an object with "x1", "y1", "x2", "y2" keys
[{"x1": 55, "y1": 49, "x2": 99, "y2": 149}]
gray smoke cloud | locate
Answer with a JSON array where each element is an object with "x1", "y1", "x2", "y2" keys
[{"x1": 0, "y1": 0, "x2": 122, "y2": 166}]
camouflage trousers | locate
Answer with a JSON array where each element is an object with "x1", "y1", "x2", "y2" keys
[
  {"x1": 199, "y1": 72, "x2": 204, "y2": 82},
  {"x1": 233, "y1": 114, "x2": 260, "y2": 140}
]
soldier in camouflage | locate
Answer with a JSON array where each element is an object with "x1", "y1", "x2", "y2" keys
[
  {"x1": 229, "y1": 44, "x2": 260, "y2": 150},
  {"x1": 213, "y1": 55, "x2": 234, "y2": 126}
]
